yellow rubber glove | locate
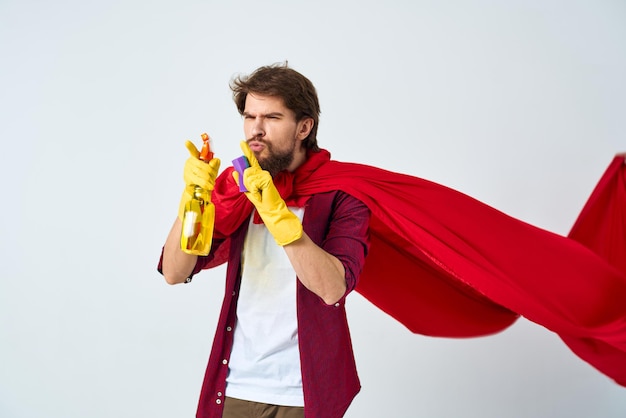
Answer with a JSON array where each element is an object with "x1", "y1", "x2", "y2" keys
[
  {"x1": 233, "y1": 141, "x2": 303, "y2": 246},
  {"x1": 178, "y1": 140, "x2": 221, "y2": 220}
]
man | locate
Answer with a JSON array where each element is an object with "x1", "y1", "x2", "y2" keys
[
  {"x1": 159, "y1": 64, "x2": 371, "y2": 418},
  {"x1": 159, "y1": 65, "x2": 626, "y2": 417}
]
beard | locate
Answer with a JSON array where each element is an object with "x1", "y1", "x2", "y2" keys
[{"x1": 255, "y1": 140, "x2": 296, "y2": 177}]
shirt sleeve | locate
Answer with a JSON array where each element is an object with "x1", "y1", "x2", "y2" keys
[
  {"x1": 320, "y1": 192, "x2": 371, "y2": 294},
  {"x1": 156, "y1": 236, "x2": 229, "y2": 282}
]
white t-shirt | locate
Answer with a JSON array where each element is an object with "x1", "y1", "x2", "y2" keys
[{"x1": 225, "y1": 208, "x2": 305, "y2": 407}]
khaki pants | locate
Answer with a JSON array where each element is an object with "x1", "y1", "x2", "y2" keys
[{"x1": 222, "y1": 397, "x2": 304, "y2": 418}]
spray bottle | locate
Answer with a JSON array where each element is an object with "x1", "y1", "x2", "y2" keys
[{"x1": 180, "y1": 133, "x2": 215, "y2": 255}]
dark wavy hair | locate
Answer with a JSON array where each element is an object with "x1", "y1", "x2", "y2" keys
[{"x1": 230, "y1": 63, "x2": 321, "y2": 151}]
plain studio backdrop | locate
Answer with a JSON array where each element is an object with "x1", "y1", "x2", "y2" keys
[{"x1": 1, "y1": 1, "x2": 625, "y2": 417}]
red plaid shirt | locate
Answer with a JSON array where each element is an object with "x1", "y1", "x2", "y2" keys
[{"x1": 160, "y1": 190, "x2": 370, "y2": 418}]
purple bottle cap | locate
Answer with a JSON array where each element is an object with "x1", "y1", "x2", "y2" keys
[{"x1": 232, "y1": 155, "x2": 250, "y2": 192}]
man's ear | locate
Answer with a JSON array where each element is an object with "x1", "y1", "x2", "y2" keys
[{"x1": 296, "y1": 117, "x2": 314, "y2": 140}]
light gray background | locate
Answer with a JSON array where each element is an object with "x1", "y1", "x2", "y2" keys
[{"x1": 1, "y1": 1, "x2": 625, "y2": 417}]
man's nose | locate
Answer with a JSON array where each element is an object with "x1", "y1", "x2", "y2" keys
[{"x1": 251, "y1": 118, "x2": 265, "y2": 137}]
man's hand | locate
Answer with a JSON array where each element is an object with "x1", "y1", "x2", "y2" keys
[
  {"x1": 178, "y1": 140, "x2": 221, "y2": 220},
  {"x1": 233, "y1": 141, "x2": 303, "y2": 246}
]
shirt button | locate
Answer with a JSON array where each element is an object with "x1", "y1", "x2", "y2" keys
[
  {"x1": 216, "y1": 399, "x2": 222, "y2": 404},
  {"x1": 217, "y1": 392, "x2": 223, "y2": 397},
  {"x1": 334, "y1": 302, "x2": 340, "y2": 307},
  {"x1": 226, "y1": 326, "x2": 232, "y2": 332},
  {"x1": 232, "y1": 291, "x2": 236, "y2": 296},
  {"x1": 222, "y1": 359, "x2": 228, "y2": 365}
]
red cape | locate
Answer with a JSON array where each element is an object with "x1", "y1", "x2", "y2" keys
[{"x1": 210, "y1": 150, "x2": 626, "y2": 386}]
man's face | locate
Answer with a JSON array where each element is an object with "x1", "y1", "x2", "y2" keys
[{"x1": 243, "y1": 93, "x2": 311, "y2": 176}]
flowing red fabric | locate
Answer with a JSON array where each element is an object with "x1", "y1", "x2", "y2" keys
[
  {"x1": 569, "y1": 154, "x2": 626, "y2": 272},
  {"x1": 210, "y1": 150, "x2": 626, "y2": 386},
  {"x1": 560, "y1": 154, "x2": 626, "y2": 386}
]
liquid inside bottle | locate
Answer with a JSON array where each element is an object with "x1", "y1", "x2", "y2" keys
[{"x1": 181, "y1": 186, "x2": 215, "y2": 255}]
